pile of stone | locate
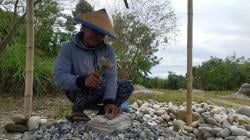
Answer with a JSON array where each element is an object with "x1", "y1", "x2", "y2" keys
[
  {"x1": 235, "y1": 83, "x2": 250, "y2": 98},
  {"x1": 130, "y1": 100, "x2": 250, "y2": 140},
  {"x1": 4, "y1": 115, "x2": 47, "y2": 133},
  {"x1": 4, "y1": 100, "x2": 250, "y2": 140},
  {"x1": 19, "y1": 116, "x2": 191, "y2": 140}
]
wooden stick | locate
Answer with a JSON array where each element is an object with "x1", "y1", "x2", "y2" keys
[
  {"x1": 186, "y1": 0, "x2": 193, "y2": 124},
  {"x1": 24, "y1": 0, "x2": 34, "y2": 118}
]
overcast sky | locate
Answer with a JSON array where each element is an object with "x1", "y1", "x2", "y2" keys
[{"x1": 61, "y1": 0, "x2": 250, "y2": 78}]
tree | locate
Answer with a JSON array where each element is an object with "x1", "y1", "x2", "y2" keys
[
  {"x1": 64, "y1": 0, "x2": 93, "y2": 34},
  {"x1": 110, "y1": 0, "x2": 176, "y2": 81},
  {"x1": 112, "y1": 13, "x2": 161, "y2": 80},
  {"x1": 0, "y1": 0, "x2": 42, "y2": 55},
  {"x1": 192, "y1": 56, "x2": 250, "y2": 91},
  {"x1": 115, "y1": 0, "x2": 177, "y2": 45}
]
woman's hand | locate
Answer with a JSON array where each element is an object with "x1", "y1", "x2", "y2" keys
[{"x1": 85, "y1": 72, "x2": 102, "y2": 88}]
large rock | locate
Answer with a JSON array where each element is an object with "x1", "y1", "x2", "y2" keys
[
  {"x1": 86, "y1": 113, "x2": 132, "y2": 134},
  {"x1": 27, "y1": 116, "x2": 41, "y2": 131},
  {"x1": 4, "y1": 123, "x2": 28, "y2": 133},
  {"x1": 236, "y1": 106, "x2": 250, "y2": 117},
  {"x1": 237, "y1": 83, "x2": 250, "y2": 97},
  {"x1": 176, "y1": 110, "x2": 201, "y2": 122},
  {"x1": 230, "y1": 126, "x2": 248, "y2": 136},
  {"x1": 219, "y1": 128, "x2": 231, "y2": 138},
  {"x1": 11, "y1": 114, "x2": 27, "y2": 124},
  {"x1": 173, "y1": 119, "x2": 186, "y2": 131}
]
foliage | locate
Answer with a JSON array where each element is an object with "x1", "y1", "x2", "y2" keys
[
  {"x1": 0, "y1": 41, "x2": 56, "y2": 96},
  {"x1": 64, "y1": 0, "x2": 93, "y2": 34},
  {"x1": 112, "y1": 13, "x2": 161, "y2": 80},
  {"x1": 116, "y1": 0, "x2": 177, "y2": 45},
  {"x1": 111, "y1": 0, "x2": 177, "y2": 81},
  {"x1": 140, "y1": 55, "x2": 250, "y2": 91},
  {"x1": 193, "y1": 56, "x2": 250, "y2": 90}
]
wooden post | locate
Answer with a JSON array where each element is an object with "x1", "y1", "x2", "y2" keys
[
  {"x1": 24, "y1": 0, "x2": 34, "y2": 118},
  {"x1": 186, "y1": 0, "x2": 193, "y2": 124}
]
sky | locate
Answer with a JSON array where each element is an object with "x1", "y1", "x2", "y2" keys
[{"x1": 60, "y1": 0, "x2": 250, "y2": 78}]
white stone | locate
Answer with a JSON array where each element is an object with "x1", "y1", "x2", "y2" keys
[
  {"x1": 169, "y1": 113, "x2": 176, "y2": 120},
  {"x1": 27, "y1": 116, "x2": 41, "y2": 131},
  {"x1": 139, "y1": 103, "x2": 149, "y2": 112},
  {"x1": 210, "y1": 127, "x2": 222, "y2": 135},
  {"x1": 149, "y1": 111, "x2": 155, "y2": 116},
  {"x1": 147, "y1": 121, "x2": 157, "y2": 126},
  {"x1": 230, "y1": 126, "x2": 248, "y2": 136},
  {"x1": 173, "y1": 120, "x2": 186, "y2": 132},
  {"x1": 152, "y1": 104, "x2": 161, "y2": 111},
  {"x1": 247, "y1": 132, "x2": 250, "y2": 137},
  {"x1": 131, "y1": 102, "x2": 139, "y2": 110},
  {"x1": 40, "y1": 119, "x2": 47, "y2": 125},
  {"x1": 162, "y1": 114, "x2": 171, "y2": 122},
  {"x1": 206, "y1": 118, "x2": 218, "y2": 125},
  {"x1": 198, "y1": 126, "x2": 212, "y2": 133},
  {"x1": 157, "y1": 117, "x2": 164, "y2": 122},
  {"x1": 168, "y1": 102, "x2": 173, "y2": 108},
  {"x1": 143, "y1": 114, "x2": 151, "y2": 119},
  {"x1": 210, "y1": 107, "x2": 224, "y2": 115},
  {"x1": 237, "y1": 136, "x2": 248, "y2": 140},
  {"x1": 219, "y1": 128, "x2": 231, "y2": 138},
  {"x1": 136, "y1": 100, "x2": 143, "y2": 106},
  {"x1": 155, "y1": 110, "x2": 165, "y2": 116},
  {"x1": 183, "y1": 126, "x2": 193, "y2": 133},
  {"x1": 222, "y1": 120, "x2": 232, "y2": 128},
  {"x1": 214, "y1": 113, "x2": 228, "y2": 123}
]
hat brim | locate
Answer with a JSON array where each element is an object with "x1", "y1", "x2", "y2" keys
[{"x1": 73, "y1": 17, "x2": 116, "y2": 39}]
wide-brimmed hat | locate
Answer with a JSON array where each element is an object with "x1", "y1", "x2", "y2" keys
[{"x1": 73, "y1": 9, "x2": 116, "y2": 39}]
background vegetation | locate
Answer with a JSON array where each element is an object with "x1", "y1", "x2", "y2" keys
[{"x1": 0, "y1": 0, "x2": 249, "y2": 97}]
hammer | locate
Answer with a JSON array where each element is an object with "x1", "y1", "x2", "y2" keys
[{"x1": 98, "y1": 57, "x2": 114, "y2": 75}]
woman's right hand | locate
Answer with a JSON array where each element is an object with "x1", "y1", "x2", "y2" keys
[{"x1": 84, "y1": 72, "x2": 102, "y2": 88}]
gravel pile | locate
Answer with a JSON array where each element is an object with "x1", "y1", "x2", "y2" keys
[
  {"x1": 11, "y1": 100, "x2": 250, "y2": 140},
  {"x1": 19, "y1": 118, "x2": 191, "y2": 140}
]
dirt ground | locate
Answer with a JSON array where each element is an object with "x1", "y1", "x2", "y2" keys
[{"x1": 0, "y1": 94, "x2": 71, "y2": 139}]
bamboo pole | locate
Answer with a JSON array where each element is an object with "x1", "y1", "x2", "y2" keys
[
  {"x1": 24, "y1": 0, "x2": 34, "y2": 118},
  {"x1": 186, "y1": 0, "x2": 193, "y2": 124}
]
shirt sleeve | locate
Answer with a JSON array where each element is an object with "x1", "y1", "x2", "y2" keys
[{"x1": 53, "y1": 42, "x2": 79, "y2": 90}]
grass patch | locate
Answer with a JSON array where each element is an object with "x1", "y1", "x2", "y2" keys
[
  {"x1": 56, "y1": 103, "x2": 71, "y2": 118},
  {"x1": 0, "y1": 41, "x2": 57, "y2": 96}
]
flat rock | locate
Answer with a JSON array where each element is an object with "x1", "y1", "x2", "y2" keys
[
  {"x1": 4, "y1": 123, "x2": 28, "y2": 133},
  {"x1": 86, "y1": 113, "x2": 131, "y2": 134},
  {"x1": 176, "y1": 110, "x2": 201, "y2": 122},
  {"x1": 230, "y1": 126, "x2": 248, "y2": 136},
  {"x1": 236, "y1": 106, "x2": 250, "y2": 117},
  {"x1": 183, "y1": 126, "x2": 193, "y2": 133},
  {"x1": 188, "y1": 120, "x2": 199, "y2": 128},
  {"x1": 12, "y1": 114, "x2": 27, "y2": 124}
]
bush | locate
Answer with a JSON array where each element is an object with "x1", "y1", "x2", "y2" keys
[{"x1": 0, "y1": 41, "x2": 56, "y2": 96}]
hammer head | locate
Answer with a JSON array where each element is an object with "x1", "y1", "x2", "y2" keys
[{"x1": 99, "y1": 57, "x2": 114, "y2": 74}]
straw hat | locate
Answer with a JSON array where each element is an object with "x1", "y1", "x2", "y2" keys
[{"x1": 73, "y1": 9, "x2": 116, "y2": 39}]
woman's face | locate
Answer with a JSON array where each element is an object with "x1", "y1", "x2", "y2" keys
[{"x1": 83, "y1": 28, "x2": 105, "y2": 48}]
